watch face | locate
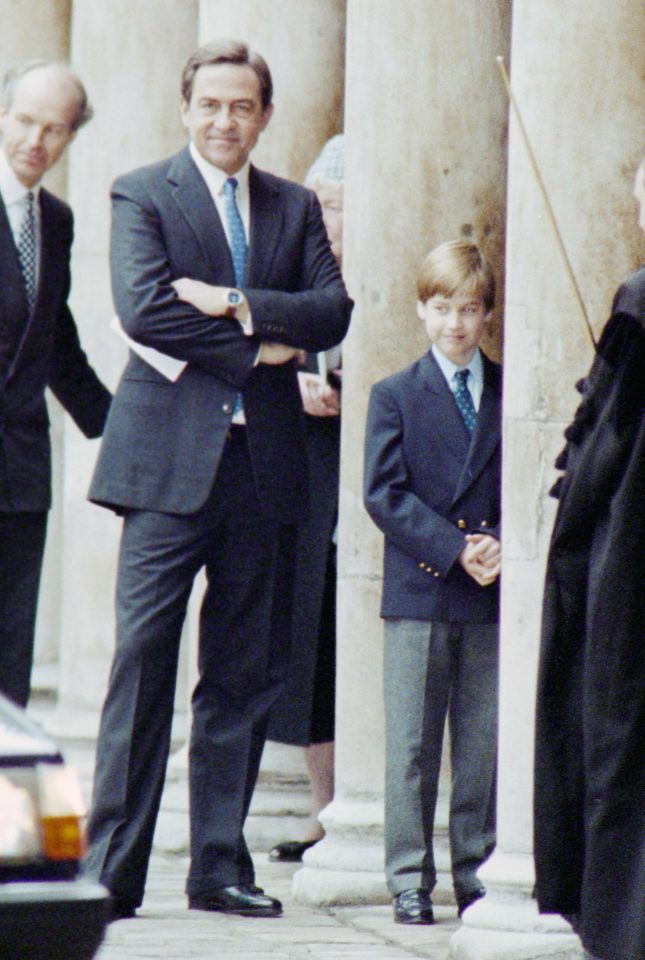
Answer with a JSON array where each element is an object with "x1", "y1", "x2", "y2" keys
[{"x1": 228, "y1": 291, "x2": 242, "y2": 305}]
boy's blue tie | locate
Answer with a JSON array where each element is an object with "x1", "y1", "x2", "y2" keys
[
  {"x1": 222, "y1": 177, "x2": 248, "y2": 417},
  {"x1": 453, "y1": 369, "x2": 477, "y2": 434}
]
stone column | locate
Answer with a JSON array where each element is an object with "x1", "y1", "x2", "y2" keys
[
  {"x1": 295, "y1": 0, "x2": 510, "y2": 905},
  {"x1": 49, "y1": 0, "x2": 198, "y2": 738},
  {"x1": 0, "y1": 1, "x2": 71, "y2": 686},
  {"x1": 197, "y1": 0, "x2": 346, "y2": 182},
  {"x1": 452, "y1": 2, "x2": 645, "y2": 958}
]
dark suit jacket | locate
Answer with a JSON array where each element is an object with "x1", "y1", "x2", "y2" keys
[
  {"x1": 0, "y1": 189, "x2": 111, "y2": 511},
  {"x1": 364, "y1": 348, "x2": 502, "y2": 622},
  {"x1": 89, "y1": 148, "x2": 351, "y2": 521}
]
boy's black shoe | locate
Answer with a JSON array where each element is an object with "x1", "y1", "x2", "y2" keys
[
  {"x1": 189, "y1": 884, "x2": 282, "y2": 917},
  {"x1": 457, "y1": 887, "x2": 485, "y2": 917},
  {"x1": 393, "y1": 888, "x2": 435, "y2": 924}
]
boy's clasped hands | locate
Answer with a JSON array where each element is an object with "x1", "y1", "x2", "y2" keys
[{"x1": 459, "y1": 533, "x2": 501, "y2": 587}]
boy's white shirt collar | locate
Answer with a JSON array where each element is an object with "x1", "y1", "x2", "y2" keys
[{"x1": 431, "y1": 344, "x2": 484, "y2": 410}]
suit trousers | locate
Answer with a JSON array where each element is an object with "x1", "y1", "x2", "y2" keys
[
  {"x1": 86, "y1": 428, "x2": 294, "y2": 905},
  {"x1": 0, "y1": 511, "x2": 48, "y2": 707},
  {"x1": 383, "y1": 618, "x2": 498, "y2": 899}
]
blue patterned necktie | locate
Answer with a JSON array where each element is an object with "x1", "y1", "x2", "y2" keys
[
  {"x1": 222, "y1": 177, "x2": 248, "y2": 417},
  {"x1": 453, "y1": 369, "x2": 477, "y2": 434},
  {"x1": 222, "y1": 177, "x2": 248, "y2": 286},
  {"x1": 18, "y1": 191, "x2": 37, "y2": 312}
]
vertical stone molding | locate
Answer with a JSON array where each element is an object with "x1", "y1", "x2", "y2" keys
[
  {"x1": 294, "y1": 0, "x2": 510, "y2": 906},
  {"x1": 452, "y1": 2, "x2": 645, "y2": 958},
  {"x1": 50, "y1": 0, "x2": 199, "y2": 737},
  {"x1": 197, "y1": 0, "x2": 346, "y2": 182},
  {"x1": 0, "y1": 1, "x2": 71, "y2": 684}
]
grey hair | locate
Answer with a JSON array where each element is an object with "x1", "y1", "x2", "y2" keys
[{"x1": 1, "y1": 60, "x2": 94, "y2": 130}]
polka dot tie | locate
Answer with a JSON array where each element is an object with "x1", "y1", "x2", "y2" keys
[
  {"x1": 222, "y1": 178, "x2": 248, "y2": 417},
  {"x1": 453, "y1": 369, "x2": 477, "y2": 434},
  {"x1": 18, "y1": 191, "x2": 37, "y2": 313},
  {"x1": 222, "y1": 177, "x2": 248, "y2": 286}
]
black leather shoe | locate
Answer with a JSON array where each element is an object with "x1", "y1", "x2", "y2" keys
[
  {"x1": 268, "y1": 839, "x2": 319, "y2": 862},
  {"x1": 457, "y1": 887, "x2": 485, "y2": 917},
  {"x1": 189, "y1": 885, "x2": 282, "y2": 917},
  {"x1": 393, "y1": 888, "x2": 435, "y2": 924},
  {"x1": 107, "y1": 898, "x2": 137, "y2": 922}
]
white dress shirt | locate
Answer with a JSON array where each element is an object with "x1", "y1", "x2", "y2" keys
[
  {"x1": 431, "y1": 344, "x2": 484, "y2": 412},
  {"x1": 189, "y1": 143, "x2": 250, "y2": 245}
]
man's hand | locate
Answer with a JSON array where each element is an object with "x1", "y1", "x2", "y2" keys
[
  {"x1": 257, "y1": 342, "x2": 299, "y2": 365},
  {"x1": 172, "y1": 278, "x2": 251, "y2": 329},
  {"x1": 458, "y1": 533, "x2": 501, "y2": 587},
  {"x1": 298, "y1": 372, "x2": 341, "y2": 417}
]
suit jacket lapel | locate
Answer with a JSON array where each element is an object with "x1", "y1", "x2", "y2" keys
[
  {"x1": 420, "y1": 350, "x2": 472, "y2": 464},
  {"x1": 452, "y1": 355, "x2": 502, "y2": 504},
  {"x1": 246, "y1": 166, "x2": 282, "y2": 287},
  {"x1": 167, "y1": 147, "x2": 236, "y2": 283},
  {"x1": 0, "y1": 195, "x2": 32, "y2": 383}
]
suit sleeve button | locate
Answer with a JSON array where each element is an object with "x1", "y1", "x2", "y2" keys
[
  {"x1": 457, "y1": 519, "x2": 466, "y2": 529},
  {"x1": 418, "y1": 562, "x2": 426, "y2": 569},
  {"x1": 433, "y1": 571, "x2": 440, "y2": 578},
  {"x1": 481, "y1": 520, "x2": 488, "y2": 528},
  {"x1": 222, "y1": 402, "x2": 232, "y2": 414}
]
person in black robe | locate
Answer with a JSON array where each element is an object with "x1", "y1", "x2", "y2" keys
[{"x1": 534, "y1": 158, "x2": 645, "y2": 960}]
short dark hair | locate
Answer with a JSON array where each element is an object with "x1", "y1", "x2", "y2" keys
[
  {"x1": 181, "y1": 39, "x2": 273, "y2": 111},
  {"x1": 1, "y1": 60, "x2": 94, "y2": 131}
]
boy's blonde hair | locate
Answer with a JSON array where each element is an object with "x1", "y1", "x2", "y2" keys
[{"x1": 417, "y1": 241, "x2": 495, "y2": 312}]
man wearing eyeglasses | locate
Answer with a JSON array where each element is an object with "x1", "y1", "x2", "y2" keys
[{"x1": 0, "y1": 60, "x2": 111, "y2": 708}]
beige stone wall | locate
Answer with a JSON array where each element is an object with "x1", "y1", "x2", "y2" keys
[{"x1": 198, "y1": 0, "x2": 346, "y2": 181}]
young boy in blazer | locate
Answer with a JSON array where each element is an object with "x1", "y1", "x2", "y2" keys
[{"x1": 364, "y1": 241, "x2": 502, "y2": 924}]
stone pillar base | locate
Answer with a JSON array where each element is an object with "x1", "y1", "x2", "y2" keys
[
  {"x1": 292, "y1": 797, "x2": 454, "y2": 907},
  {"x1": 450, "y1": 852, "x2": 580, "y2": 960},
  {"x1": 155, "y1": 740, "x2": 314, "y2": 857}
]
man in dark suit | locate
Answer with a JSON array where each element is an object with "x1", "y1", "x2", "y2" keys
[
  {"x1": 364, "y1": 241, "x2": 501, "y2": 925},
  {"x1": 0, "y1": 61, "x2": 111, "y2": 708},
  {"x1": 85, "y1": 40, "x2": 352, "y2": 921}
]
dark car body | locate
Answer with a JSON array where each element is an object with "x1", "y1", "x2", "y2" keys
[{"x1": 0, "y1": 694, "x2": 108, "y2": 960}]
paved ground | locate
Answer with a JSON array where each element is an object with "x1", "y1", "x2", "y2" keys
[
  {"x1": 94, "y1": 851, "x2": 459, "y2": 960},
  {"x1": 29, "y1": 696, "x2": 458, "y2": 960}
]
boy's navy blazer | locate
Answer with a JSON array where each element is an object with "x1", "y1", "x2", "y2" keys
[
  {"x1": 364, "y1": 348, "x2": 502, "y2": 622},
  {"x1": 89, "y1": 147, "x2": 351, "y2": 521}
]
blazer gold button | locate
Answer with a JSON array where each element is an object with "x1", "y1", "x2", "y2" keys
[
  {"x1": 222, "y1": 402, "x2": 232, "y2": 414},
  {"x1": 418, "y1": 562, "x2": 426, "y2": 569},
  {"x1": 481, "y1": 520, "x2": 488, "y2": 527},
  {"x1": 433, "y1": 571, "x2": 440, "y2": 578},
  {"x1": 458, "y1": 519, "x2": 466, "y2": 529}
]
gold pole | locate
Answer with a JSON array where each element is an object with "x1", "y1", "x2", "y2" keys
[{"x1": 496, "y1": 56, "x2": 596, "y2": 350}]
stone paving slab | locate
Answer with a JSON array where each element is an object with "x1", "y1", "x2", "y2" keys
[{"x1": 94, "y1": 852, "x2": 456, "y2": 960}]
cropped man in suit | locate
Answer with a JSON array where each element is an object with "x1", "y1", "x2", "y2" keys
[
  {"x1": 85, "y1": 40, "x2": 352, "y2": 921},
  {"x1": 364, "y1": 241, "x2": 501, "y2": 924},
  {"x1": 0, "y1": 61, "x2": 111, "y2": 707}
]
